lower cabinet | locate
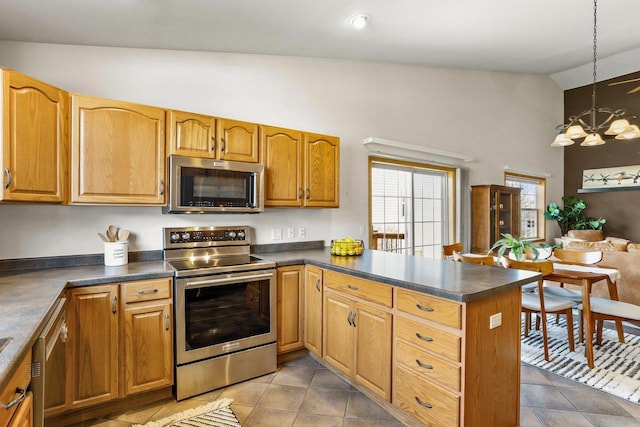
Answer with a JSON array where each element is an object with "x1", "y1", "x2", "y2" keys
[
  {"x1": 65, "y1": 278, "x2": 173, "y2": 411},
  {"x1": 0, "y1": 352, "x2": 32, "y2": 427},
  {"x1": 303, "y1": 265, "x2": 323, "y2": 357},
  {"x1": 323, "y1": 290, "x2": 392, "y2": 401},
  {"x1": 276, "y1": 265, "x2": 305, "y2": 354}
]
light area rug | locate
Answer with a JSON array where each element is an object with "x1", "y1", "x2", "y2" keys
[
  {"x1": 132, "y1": 398, "x2": 240, "y2": 427},
  {"x1": 521, "y1": 317, "x2": 640, "y2": 404}
]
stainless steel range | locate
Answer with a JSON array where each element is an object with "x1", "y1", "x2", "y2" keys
[{"x1": 163, "y1": 226, "x2": 277, "y2": 400}]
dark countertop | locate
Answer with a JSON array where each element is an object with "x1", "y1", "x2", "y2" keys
[
  {"x1": 257, "y1": 248, "x2": 539, "y2": 302},
  {"x1": 0, "y1": 261, "x2": 174, "y2": 393},
  {"x1": 0, "y1": 248, "x2": 539, "y2": 396}
]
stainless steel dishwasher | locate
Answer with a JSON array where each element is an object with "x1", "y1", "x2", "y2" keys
[{"x1": 31, "y1": 297, "x2": 67, "y2": 427}]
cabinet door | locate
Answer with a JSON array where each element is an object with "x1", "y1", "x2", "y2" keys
[
  {"x1": 304, "y1": 266, "x2": 323, "y2": 356},
  {"x1": 277, "y1": 265, "x2": 304, "y2": 354},
  {"x1": 122, "y1": 302, "x2": 173, "y2": 395},
  {"x1": 323, "y1": 291, "x2": 353, "y2": 376},
  {"x1": 217, "y1": 118, "x2": 259, "y2": 163},
  {"x1": 261, "y1": 126, "x2": 303, "y2": 207},
  {"x1": 166, "y1": 110, "x2": 215, "y2": 158},
  {"x1": 353, "y1": 302, "x2": 392, "y2": 401},
  {"x1": 7, "y1": 391, "x2": 33, "y2": 427},
  {"x1": 304, "y1": 133, "x2": 339, "y2": 207},
  {"x1": 66, "y1": 285, "x2": 119, "y2": 409},
  {"x1": 2, "y1": 70, "x2": 67, "y2": 203},
  {"x1": 70, "y1": 95, "x2": 165, "y2": 204}
]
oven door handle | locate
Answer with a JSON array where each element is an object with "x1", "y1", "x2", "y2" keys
[{"x1": 184, "y1": 272, "x2": 274, "y2": 288}]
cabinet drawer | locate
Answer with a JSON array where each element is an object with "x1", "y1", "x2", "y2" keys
[
  {"x1": 122, "y1": 278, "x2": 172, "y2": 304},
  {"x1": 396, "y1": 288, "x2": 461, "y2": 329},
  {"x1": 0, "y1": 352, "x2": 32, "y2": 427},
  {"x1": 324, "y1": 270, "x2": 392, "y2": 307},
  {"x1": 396, "y1": 316, "x2": 461, "y2": 362},
  {"x1": 395, "y1": 366, "x2": 459, "y2": 427},
  {"x1": 396, "y1": 340, "x2": 460, "y2": 392}
]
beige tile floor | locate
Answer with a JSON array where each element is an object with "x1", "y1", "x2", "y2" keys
[{"x1": 79, "y1": 354, "x2": 640, "y2": 427}]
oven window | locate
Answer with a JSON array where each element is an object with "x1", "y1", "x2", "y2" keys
[
  {"x1": 180, "y1": 167, "x2": 254, "y2": 207},
  {"x1": 184, "y1": 279, "x2": 271, "y2": 350}
]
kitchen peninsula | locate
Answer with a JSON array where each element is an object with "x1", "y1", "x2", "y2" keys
[{"x1": 0, "y1": 248, "x2": 537, "y2": 427}]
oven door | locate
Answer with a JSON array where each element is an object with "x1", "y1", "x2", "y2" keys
[{"x1": 175, "y1": 269, "x2": 276, "y2": 365}]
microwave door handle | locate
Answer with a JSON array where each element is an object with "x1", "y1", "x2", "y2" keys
[{"x1": 185, "y1": 272, "x2": 274, "y2": 288}]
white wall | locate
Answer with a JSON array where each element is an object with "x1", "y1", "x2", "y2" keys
[{"x1": 0, "y1": 41, "x2": 564, "y2": 259}]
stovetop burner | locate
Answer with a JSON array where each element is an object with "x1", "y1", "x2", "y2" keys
[{"x1": 163, "y1": 226, "x2": 275, "y2": 277}]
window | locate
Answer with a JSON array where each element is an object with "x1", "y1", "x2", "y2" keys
[
  {"x1": 369, "y1": 157, "x2": 455, "y2": 258},
  {"x1": 504, "y1": 173, "x2": 546, "y2": 241}
]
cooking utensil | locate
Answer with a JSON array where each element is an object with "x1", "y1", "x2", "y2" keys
[
  {"x1": 107, "y1": 225, "x2": 118, "y2": 242},
  {"x1": 117, "y1": 229, "x2": 130, "y2": 242},
  {"x1": 98, "y1": 232, "x2": 110, "y2": 242}
]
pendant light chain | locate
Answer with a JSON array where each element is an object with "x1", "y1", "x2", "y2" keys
[{"x1": 591, "y1": 0, "x2": 597, "y2": 130}]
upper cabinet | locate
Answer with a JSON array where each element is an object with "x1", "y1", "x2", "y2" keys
[
  {"x1": 70, "y1": 95, "x2": 166, "y2": 205},
  {"x1": 261, "y1": 126, "x2": 339, "y2": 208},
  {"x1": 167, "y1": 112, "x2": 259, "y2": 163},
  {"x1": 217, "y1": 118, "x2": 259, "y2": 163},
  {"x1": 1, "y1": 70, "x2": 68, "y2": 203},
  {"x1": 166, "y1": 110, "x2": 215, "y2": 158}
]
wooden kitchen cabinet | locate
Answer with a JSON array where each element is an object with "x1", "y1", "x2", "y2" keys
[
  {"x1": 323, "y1": 272, "x2": 392, "y2": 401},
  {"x1": 216, "y1": 118, "x2": 259, "y2": 163},
  {"x1": 276, "y1": 265, "x2": 305, "y2": 354},
  {"x1": 261, "y1": 126, "x2": 339, "y2": 207},
  {"x1": 471, "y1": 184, "x2": 521, "y2": 253},
  {"x1": 70, "y1": 94, "x2": 165, "y2": 204},
  {"x1": 121, "y1": 278, "x2": 173, "y2": 396},
  {"x1": 166, "y1": 110, "x2": 216, "y2": 158},
  {"x1": 0, "y1": 352, "x2": 32, "y2": 427},
  {"x1": 65, "y1": 278, "x2": 173, "y2": 412},
  {"x1": 303, "y1": 265, "x2": 323, "y2": 357},
  {"x1": 1, "y1": 69, "x2": 68, "y2": 203},
  {"x1": 66, "y1": 285, "x2": 119, "y2": 409}
]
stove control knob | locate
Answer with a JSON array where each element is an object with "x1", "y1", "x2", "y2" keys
[
  {"x1": 170, "y1": 232, "x2": 180, "y2": 242},
  {"x1": 228, "y1": 231, "x2": 237, "y2": 239},
  {"x1": 237, "y1": 230, "x2": 246, "y2": 239},
  {"x1": 181, "y1": 232, "x2": 190, "y2": 241}
]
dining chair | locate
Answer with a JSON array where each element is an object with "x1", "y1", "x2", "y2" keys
[
  {"x1": 585, "y1": 298, "x2": 640, "y2": 345},
  {"x1": 503, "y1": 258, "x2": 577, "y2": 361},
  {"x1": 442, "y1": 242, "x2": 463, "y2": 260},
  {"x1": 452, "y1": 251, "x2": 495, "y2": 265}
]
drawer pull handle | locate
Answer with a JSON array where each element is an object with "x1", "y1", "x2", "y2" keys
[
  {"x1": 351, "y1": 311, "x2": 357, "y2": 327},
  {"x1": 347, "y1": 284, "x2": 360, "y2": 291},
  {"x1": 315, "y1": 278, "x2": 321, "y2": 292},
  {"x1": 2, "y1": 387, "x2": 26, "y2": 410},
  {"x1": 416, "y1": 304, "x2": 434, "y2": 312},
  {"x1": 137, "y1": 288, "x2": 159, "y2": 295},
  {"x1": 416, "y1": 333, "x2": 433, "y2": 342},
  {"x1": 165, "y1": 313, "x2": 170, "y2": 331},
  {"x1": 347, "y1": 310, "x2": 353, "y2": 326},
  {"x1": 415, "y1": 396, "x2": 433, "y2": 409},
  {"x1": 112, "y1": 296, "x2": 117, "y2": 313},
  {"x1": 416, "y1": 359, "x2": 434, "y2": 370}
]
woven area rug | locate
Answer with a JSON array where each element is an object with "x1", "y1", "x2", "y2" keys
[
  {"x1": 132, "y1": 398, "x2": 240, "y2": 427},
  {"x1": 521, "y1": 318, "x2": 640, "y2": 404}
]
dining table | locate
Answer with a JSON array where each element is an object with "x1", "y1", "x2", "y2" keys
[{"x1": 544, "y1": 262, "x2": 623, "y2": 369}]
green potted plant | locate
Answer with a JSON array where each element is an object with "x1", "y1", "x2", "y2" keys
[
  {"x1": 489, "y1": 233, "x2": 539, "y2": 261},
  {"x1": 544, "y1": 196, "x2": 605, "y2": 236}
]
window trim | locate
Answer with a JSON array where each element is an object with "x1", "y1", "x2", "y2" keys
[{"x1": 504, "y1": 171, "x2": 546, "y2": 242}]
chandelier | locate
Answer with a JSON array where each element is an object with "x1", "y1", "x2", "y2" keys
[{"x1": 552, "y1": 0, "x2": 640, "y2": 147}]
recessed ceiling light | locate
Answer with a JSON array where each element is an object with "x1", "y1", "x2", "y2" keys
[{"x1": 349, "y1": 14, "x2": 369, "y2": 30}]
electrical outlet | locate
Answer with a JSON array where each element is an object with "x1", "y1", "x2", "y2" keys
[
  {"x1": 298, "y1": 227, "x2": 306, "y2": 238},
  {"x1": 271, "y1": 228, "x2": 283, "y2": 240},
  {"x1": 489, "y1": 312, "x2": 502, "y2": 329},
  {"x1": 287, "y1": 227, "x2": 295, "y2": 238}
]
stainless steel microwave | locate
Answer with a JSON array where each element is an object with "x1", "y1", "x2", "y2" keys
[{"x1": 163, "y1": 155, "x2": 264, "y2": 214}]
